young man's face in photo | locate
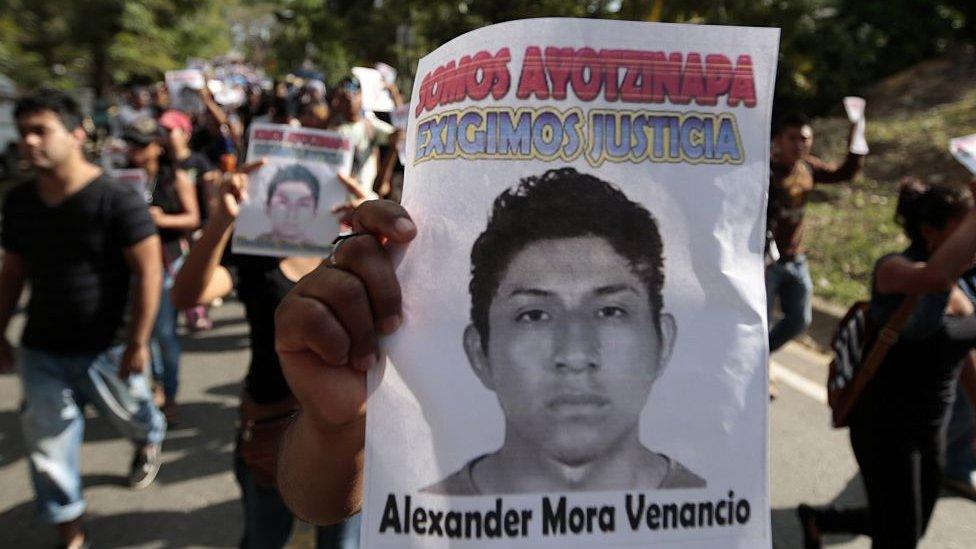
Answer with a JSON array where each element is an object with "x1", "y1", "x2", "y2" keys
[
  {"x1": 267, "y1": 180, "x2": 318, "y2": 241},
  {"x1": 467, "y1": 235, "x2": 674, "y2": 467}
]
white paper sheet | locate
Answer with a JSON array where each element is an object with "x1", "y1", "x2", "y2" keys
[
  {"x1": 354, "y1": 66, "x2": 397, "y2": 113},
  {"x1": 950, "y1": 133, "x2": 976, "y2": 175},
  {"x1": 365, "y1": 18, "x2": 779, "y2": 548}
]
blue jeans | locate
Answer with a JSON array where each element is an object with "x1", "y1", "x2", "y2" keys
[
  {"x1": 766, "y1": 255, "x2": 813, "y2": 352},
  {"x1": 945, "y1": 382, "x2": 976, "y2": 482},
  {"x1": 233, "y1": 446, "x2": 360, "y2": 549},
  {"x1": 19, "y1": 345, "x2": 166, "y2": 523},
  {"x1": 152, "y1": 268, "x2": 181, "y2": 400}
]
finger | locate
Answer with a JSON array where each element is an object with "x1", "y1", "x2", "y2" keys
[
  {"x1": 238, "y1": 159, "x2": 265, "y2": 174},
  {"x1": 275, "y1": 292, "x2": 353, "y2": 367},
  {"x1": 292, "y1": 266, "x2": 378, "y2": 369},
  {"x1": 332, "y1": 233, "x2": 402, "y2": 334},
  {"x1": 351, "y1": 200, "x2": 416, "y2": 244}
]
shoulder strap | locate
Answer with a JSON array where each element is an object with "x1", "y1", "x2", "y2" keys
[{"x1": 833, "y1": 293, "x2": 920, "y2": 425}]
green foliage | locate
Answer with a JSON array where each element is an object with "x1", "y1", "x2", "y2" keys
[
  {"x1": 0, "y1": 0, "x2": 232, "y2": 94},
  {"x1": 804, "y1": 75, "x2": 976, "y2": 305},
  {"x1": 1, "y1": 0, "x2": 973, "y2": 115}
]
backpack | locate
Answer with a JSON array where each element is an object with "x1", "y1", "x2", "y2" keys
[{"x1": 826, "y1": 296, "x2": 918, "y2": 428}]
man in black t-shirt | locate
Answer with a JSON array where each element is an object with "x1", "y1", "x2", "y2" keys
[{"x1": 0, "y1": 90, "x2": 166, "y2": 549}]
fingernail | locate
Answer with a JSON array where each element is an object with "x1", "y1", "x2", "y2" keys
[
  {"x1": 380, "y1": 314, "x2": 402, "y2": 334},
  {"x1": 352, "y1": 354, "x2": 376, "y2": 372},
  {"x1": 394, "y1": 217, "x2": 416, "y2": 238}
]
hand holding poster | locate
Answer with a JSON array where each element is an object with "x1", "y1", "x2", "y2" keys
[
  {"x1": 165, "y1": 69, "x2": 206, "y2": 114},
  {"x1": 950, "y1": 133, "x2": 976, "y2": 175},
  {"x1": 232, "y1": 123, "x2": 354, "y2": 257},
  {"x1": 364, "y1": 19, "x2": 778, "y2": 548},
  {"x1": 353, "y1": 66, "x2": 396, "y2": 113},
  {"x1": 843, "y1": 96, "x2": 869, "y2": 155}
]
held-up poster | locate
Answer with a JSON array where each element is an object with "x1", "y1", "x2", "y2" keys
[
  {"x1": 108, "y1": 168, "x2": 150, "y2": 202},
  {"x1": 232, "y1": 123, "x2": 354, "y2": 257},
  {"x1": 365, "y1": 19, "x2": 779, "y2": 548},
  {"x1": 165, "y1": 69, "x2": 206, "y2": 114}
]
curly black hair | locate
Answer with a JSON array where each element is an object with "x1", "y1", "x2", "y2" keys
[
  {"x1": 469, "y1": 167, "x2": 665, "y2": 347},
  {"x1": 266, "y1": 164, "x2": 320, "y2": 210}
]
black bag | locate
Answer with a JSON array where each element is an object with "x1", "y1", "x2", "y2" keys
[{"x1": 826, "y1": 296, "x2": 917, "y2": 428}]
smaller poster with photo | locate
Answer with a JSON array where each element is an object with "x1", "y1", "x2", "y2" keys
[
  {"x1": 165, "y1": 69, "x2": 206, "y2": 114},
  {"x1": 232, "y1": 123, "x2": 354, "y2": 258},
  {"x1": 109, "y1": 168, "x2": 150, "y2": 202}
]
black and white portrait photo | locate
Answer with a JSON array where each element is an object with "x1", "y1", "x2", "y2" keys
[{"x1": 422, "y1": 168, "x2": 705, "y2": 495}]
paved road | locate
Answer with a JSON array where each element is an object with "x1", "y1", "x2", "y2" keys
[{"x1": 0, "y1": 299, "x2": 974, "y2": 547}]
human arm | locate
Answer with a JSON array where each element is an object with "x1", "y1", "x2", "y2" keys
[
  {"x1": 171, "y1": 166, "x2": 257, "y2": 309},
  {"x1": 0, "y1": 252, "x2": 26, "y2": 371},
  {"x1": 807, "y1": 122, "x2": 865, "y2": 183},
  {"x1": 120, "y1": 235, "x2": 163, "y2": 378},
  {"x1": 386, "y1": 82, "x2": 404, "y2": 108},
  {"x1": 275, "y1": 200, "x2": 416, "y2": 524},
  {"x1": 876, "y1": 182, "x2": 976, "y2": 294},
  {"x1": 149, "y1": 170, "x2": 200, "y2": 231}
]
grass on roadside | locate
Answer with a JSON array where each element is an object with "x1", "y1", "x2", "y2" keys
[{"x1": 802, "y1": 61, "x2": 976, "y2": 306}]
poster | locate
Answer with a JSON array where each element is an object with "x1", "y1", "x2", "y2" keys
[
  {"x1": 950, "y1": 133, "x2": 976, "y2": 175},
  {"x1": 391, "y1": 104, "x2": 410, "y2": 165},
  {"x1": 109, "y1": 168, "x2": 150, "y2": 202},
  {"x1": 165, "y1": 69, "x2": 206, "y2": 114},
  {"x1": 353, "y1": 66, "x2": 397, "y2": 113},
  {"x1": 364, "y1": 18, "x2": 779, "y2": 549},
  {"x1": 232, "y1": 123, "x2": 354, "y2": 257}
]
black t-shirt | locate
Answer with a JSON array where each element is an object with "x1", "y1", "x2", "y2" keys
[
  {"x1": 225, "y1": 252, "x2": 297, "y2": 404},
  {"x1": 1, "y1": 175, "x2": 157, "y2": 354},
  {"x1": 177, "y1": 153, "x2": 214, "y2": 223},
  {"x1": 856, "y1": 246, "x2": 976, "y2": 430},
  {"x1": 150, "y1": 165, "x2": 186, "y2": 265}
]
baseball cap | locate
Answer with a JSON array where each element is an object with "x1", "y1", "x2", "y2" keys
[
  {"x1": 122, "y1": 116, "x2": 164, "y2": 147},
  {"x1": 158, "y1": 109, "x2": 193, "y2": 135}
]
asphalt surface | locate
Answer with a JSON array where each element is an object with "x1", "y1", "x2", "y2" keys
[{"x1": 0, "y1": 299, "x2": 974, "y2": 547}]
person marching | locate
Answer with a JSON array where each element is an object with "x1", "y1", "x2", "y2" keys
[
  {"x1": 799, "y1": 178, "x2": 976, "y2": 548},
  {"x1": 0, "y1": 89, "x2": 166, "y2": 549},
  {"x1": 171, "y1": 165, "x2": 359, "y2": 548}
]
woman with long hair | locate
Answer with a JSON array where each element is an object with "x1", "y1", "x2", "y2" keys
[{"x1": 798, "y1": 178, "x2": 976, "y2": 548}]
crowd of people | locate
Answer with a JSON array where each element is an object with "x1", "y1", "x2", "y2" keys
[
  {"x1": 0, "y1": 59, "x2": 405, "y2": 548},
  {"x1": 0, "y1": 53, "x2": 974, "y2": 549}
]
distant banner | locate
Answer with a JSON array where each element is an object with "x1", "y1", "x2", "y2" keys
[
  {"x1": 363, "y1": 18, "x2": 779, "y2": 549},
  {"x1": 232, "y1": 123, "x2": 353, "y2": 257},
  {"x1": 109, "y1": 168, "x2": 150, "y2": 202},
  {"x1": 165, "y1": 69, "x2": 206, "y2": 114},
  {"x1": 354, "y1": 66, "x2": 396, "y2": 113}
]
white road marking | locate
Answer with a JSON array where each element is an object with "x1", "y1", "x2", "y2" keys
[{"x1": 771, "y1": 360, "x2": 828, "y2": 404}]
